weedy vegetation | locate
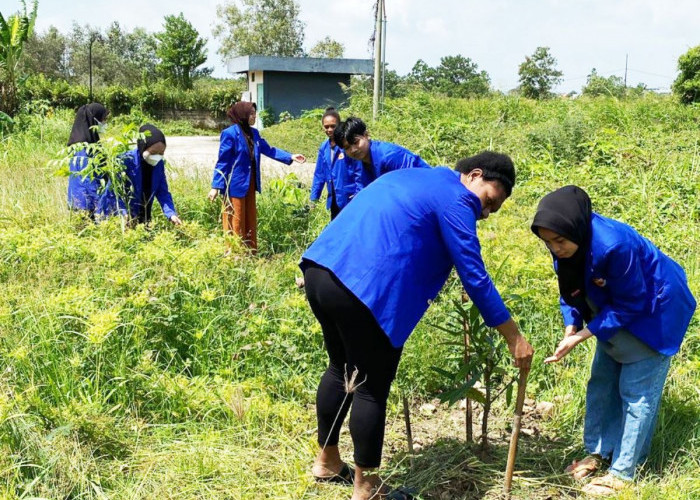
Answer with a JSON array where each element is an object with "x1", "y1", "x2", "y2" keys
[{"x1": 0, "y1": 91, "x2": 698, "y2": 499}]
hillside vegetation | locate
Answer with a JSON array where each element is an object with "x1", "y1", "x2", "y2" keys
[{"x1": 0, "y1": 93, "x2": 698, "y2": 499}]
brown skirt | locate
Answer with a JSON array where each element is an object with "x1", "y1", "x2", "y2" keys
[{"x1": 222, "y1": 171, "x2": 257, "y2": 253}]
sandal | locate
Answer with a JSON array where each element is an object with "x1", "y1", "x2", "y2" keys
[
  {"x1": 313, "y1": 462, "x2": 354, "y2": 485},
  {"x1": 565, "y1": 454, "x2": 601, "y2": 480},
  {"x1": 385, "y1": 486, "x2": 417, "y2": 499},
  {"x1": 582, "y1": 473, "x2": 629, "y2": 497}
]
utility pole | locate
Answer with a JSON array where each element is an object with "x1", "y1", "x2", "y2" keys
[
  {"x1": 88, "y1": 33, "x2": 99, "y2": 103},
  {"x1": 372, "y1": 0, "x2": 385, "y2": 121},
  {"x1": 624, "y1": 54, "x2": 628, "y2": 89},
  {"x1": 381, "y1": 2, "x2": 387, "y2": 107}
]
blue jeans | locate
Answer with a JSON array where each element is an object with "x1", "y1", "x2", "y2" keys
[{"x1": 584, "y1": 342, "x2": 672, "y2": 480}]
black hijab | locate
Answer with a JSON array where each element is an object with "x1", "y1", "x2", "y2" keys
[
  {"x1": 67, "y1": 103, "x2": 108, "y2": 146},
  {"x1": 531, "y1": 185, "x2": 593, "y2": 321},
  {"x1": 136, "y1": 124, "x2": 167, "y2": 224}
]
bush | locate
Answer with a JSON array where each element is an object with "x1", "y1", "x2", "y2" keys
[{"x1": 17, "y1": 76, "x2": 246, "y2": 117}]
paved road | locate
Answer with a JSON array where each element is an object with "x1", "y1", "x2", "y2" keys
[{"x1": 166, "y1": 136, "x2": 316, "y2": 183}]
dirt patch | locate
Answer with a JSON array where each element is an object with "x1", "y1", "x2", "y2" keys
[
  {"x1": 374, "y1": 397, "x2": 578, "y2": 499},
  {"x1": 166, "y1": 135, "x2": 316, "y2": 183}
]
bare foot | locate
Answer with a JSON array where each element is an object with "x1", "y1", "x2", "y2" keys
[
  {"x1": 350, "y1": 469, "x2": 390, "y2": 500},
  {"x1": 312, "y1": 445, "x2": 346, "y2": 479},
  {"x1": 565, "y1": 454, "x2": 601, "y2": 480}
]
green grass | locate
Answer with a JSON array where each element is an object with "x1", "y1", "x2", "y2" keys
[{"x1": 0, "y1": 93, "x2": 698, "y2": 499}]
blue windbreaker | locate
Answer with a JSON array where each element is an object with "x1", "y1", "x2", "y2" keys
[
  {"x1": 212, "y1": 124, "x2": 293, "y2": 198},
  {"x1": 354, "y1": 140, "x2": 430, "y2": 193},
  {"x1": 301, "y1": 167, "x2": 511, "y2": 348},
  {"x1": 310, "y1": 139, "x2": 361, "y2": 211},
  {"x1": 556, "y1": 213, "x2": 696, "y2": 355},
  {"x1": 97, "y1": 149, "x2": 177, "y2": 220},
  {"x1": 67, "y1": 149, "x2": 101, "y2": 211}
]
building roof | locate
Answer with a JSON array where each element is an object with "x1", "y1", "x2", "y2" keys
[{"x1": 227, "y1": 55, "x2": 374, "y2": 75}]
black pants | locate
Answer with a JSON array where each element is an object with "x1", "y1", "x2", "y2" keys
[
  {"x1": 304, "y1": 264, "x2": 403, "y2": 468},
  {"x1": 330, "y1": 193, "x2": 341, "y2": 220}
]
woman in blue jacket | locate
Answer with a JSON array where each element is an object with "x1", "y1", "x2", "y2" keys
[
  {"x1": 208, "y1": 102, "x2": 305, "y2": 253},
  {"x1": 532, "y1": 186, "x2": 696, "y2": 496},
  {"x1": 99, "y1": 124, "x2": 181, "y2": 226},
  {"x1": 310, "y1": 108, "x2": 361, "y2": 220},
  {"x1": 66, "y1": 102, "x2": 109, "y2": 217},
  {"x1": 333, "y1": 116, "x2": 431, "y2": 194},
  {"x1": 301, "y1": 152, "x2": 534, "y2": 500}
]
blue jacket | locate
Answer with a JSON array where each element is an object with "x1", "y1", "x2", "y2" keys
[
  {"x1": 310, "y1": 139, "x2": 361, "y2": 211},
  {"x1": 212, "y1": 124, "x2": 293, "y2": 198},
  {"x1": 556, "y1": 213, "x2": 696, "y2": 356},
  {"x1": 301, "y1": 167, "x2": 511, "y2": 348},
  {"x1": 97, "y1": 149, "x2": 177, "y2": 220},
  {"x1": 354, "y1": 140, "x2": 431, "y2": 193},
  {"x1": 67, "y1": 149, "x2": 101, "y2": 211}
]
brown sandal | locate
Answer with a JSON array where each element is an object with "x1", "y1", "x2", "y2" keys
[
  {"x1": 582, "y1": 473, "x2": 629, "y2": 497},
  {"x1": 565, "y1": 454, "x2": 601, "y2": 480}
]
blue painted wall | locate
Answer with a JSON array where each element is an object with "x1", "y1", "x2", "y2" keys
[{"x1": 263, "y1": 72, "x2": 351, "y2": 119}]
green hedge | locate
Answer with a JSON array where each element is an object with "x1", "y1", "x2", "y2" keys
[{"x1": 18, "y1": 74, "x2": 246, "y2": 117}]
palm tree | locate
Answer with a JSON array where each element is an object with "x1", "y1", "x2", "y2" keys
[{"x1": 0, "y1": 0, "x2": 38, "y2": 116}]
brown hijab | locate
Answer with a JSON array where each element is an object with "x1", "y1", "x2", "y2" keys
[{"x1": 227, "y1": 101, "x2": 256, "y2": 138}]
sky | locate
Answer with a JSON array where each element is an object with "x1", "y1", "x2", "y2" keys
[{"x1": 11, "y1": 0, "x2": 700, "y2": 93}]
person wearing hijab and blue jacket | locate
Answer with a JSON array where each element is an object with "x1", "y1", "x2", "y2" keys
[
  {"x1": 98, "y1": 124, "x2": 181, "y2": 226},
  {"x1": 332, "y1": 116, "x2": 431, "y2": 195},
  {"x1": 309, "y1": 108, "x2": 361, "y2": 220},
  {"x1": 66, "y1": 102, "x2": 109, "y2": 216},
  {"x1": 208, "y1": 101, "x2": 306, "y2": 253},
  {"x1": 301, "y1": 152, "x2": 534, "y2": 500},
  {"x1": 532, "y1": 186, "x2": 696, "y2": 496}
]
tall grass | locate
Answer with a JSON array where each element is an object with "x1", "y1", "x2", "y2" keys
[{"x1": 0, "y1": 94, "x2": 698, "y2": 498}]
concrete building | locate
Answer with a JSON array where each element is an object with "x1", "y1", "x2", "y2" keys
[{"x1": 227, "y1": 55, "x2": 373, "y2": 127}]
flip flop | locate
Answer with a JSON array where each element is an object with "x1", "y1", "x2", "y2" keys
[
  {"x1": 581, "y1": 473, "x2": 629, "y2": 497},
  {"x1": 314, "y1": 463, "x2": 354, "y2": 485},
  {"x1": 385, "y1": 486, "x2": 417, "y2": 499}
]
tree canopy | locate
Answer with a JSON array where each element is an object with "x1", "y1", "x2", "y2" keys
[
  {"x1": 155, "y1": 13, "x2": 210, "y2": 89},
  {"x1": 308, "y1": 36, "x2": 344, "y2": 59},
  {"x1": 518, "y1": 46, "x2": 563, "y2": 99},
  {"x1": 213, "y1": 0, "x2": 305, "y2": 58},
  {"x1": 673, "y1": 45, "x2": 700, "y2": 104},
  {"x1": 408, "y1": 55, "x2": 491, "y2": 97}
]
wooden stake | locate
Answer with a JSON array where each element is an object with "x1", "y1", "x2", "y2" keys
[
  {"x1": 403, "y1": 395, "x2": 413, "y2": 454},
  {"x1": 462, "y1": 294, "x2": 473, "y2": 442},
  {"x1": 504, "y1": 368, "x2": 529, "y2": 496}
]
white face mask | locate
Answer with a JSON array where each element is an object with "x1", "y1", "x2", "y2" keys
[
  {"x1": 95, "y1": 119, "x2": 107, "y2": 134},
  {"x1": 142, "y1": 151, "x2": 163, "y2": 166}
]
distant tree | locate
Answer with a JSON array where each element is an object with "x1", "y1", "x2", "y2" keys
[
  {"x1": 407, "y1": 59, "x2": 437, "y2": 88},
  {"x1": 21, "y1": 26, "x2": 70, "y2": 80},
  {"x1": 434, "y1": 55, "x2": 490, "y2": 97},
  {"x1": 213, "y1": 0, "x2": 305, "y2": 58},
  {"x1": 0, "y1": 0, "x2": 38, "y2": 115},
  {"x1": 581, "y1": 68, "x2": 626, "y2": 98},
  {"x1": 407, "y1": 55, "x2": 490, "y2": 97},
  {"x1": 309, "y1": 36, "x2": 344, "y2": 58},
  {"x1": 672, "y1": 45, "x2": 700, "y2": 104},
  {"x1": 106, "y1": 23, "x2": 158, "y2": 84},
  {"x1": 63, "y1": 22, "x2": 158, "y2": 88},
  {"x1": 155, "y1": 13, "x2": 211, "y2": 90},
  {"x1": 518, "y1": 46, "x2": 563, "y2": 99}
]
